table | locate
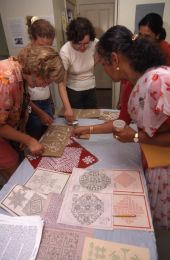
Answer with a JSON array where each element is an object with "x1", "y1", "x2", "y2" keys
[{"x1": 0, "y1": 117, "x2": 158, "y2": 260}]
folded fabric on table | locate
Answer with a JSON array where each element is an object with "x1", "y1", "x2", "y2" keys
[{"x1": 27, "y1": 138, "x2": 98, "y2": 173}]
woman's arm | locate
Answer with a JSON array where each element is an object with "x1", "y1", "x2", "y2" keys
[
  {"x1": 73, "y1": 121, "x2": 113, "y2": 136},
  {"x1": 139, "y1": 130, "x2": 170, "y2": 146},
  {"x1": 113, "y1": 122, "x2": 170, "y2": 146},
  {"x1": 0, "y1": 124, "x2": 44, "y2": 155},
  {"x1": 58, "y1": 76, "x2": 74, "y2": 122}
]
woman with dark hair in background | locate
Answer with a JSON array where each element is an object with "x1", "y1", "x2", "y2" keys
[
  {"x1": 139, "y1": 12, "x2": 170, "y2": 64},
  {"x1": 118, "y1": 12, "x2": 170, "y2": 125},
  {"x1": 26, "y1": 16, "x2": 73, "y2": 139},
  {"x1": 60, "y1": 17, "x2": 98, "y2": 109},
  {"x1": 74, "y1": 25, "x2": 170, "y2": 229}
]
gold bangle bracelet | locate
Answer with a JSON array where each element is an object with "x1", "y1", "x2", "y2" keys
[{"x1": 89, "y1": 126, "x2": 94, "y2": 134}]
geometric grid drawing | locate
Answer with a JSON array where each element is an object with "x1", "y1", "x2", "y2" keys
[
  {"x1": 115, "y1": 172, "x2": 136, "y2": 187},
  {"x1": 36, "y1": 227, "x2": 91, "y2": 260},
  {"x1": 112, "y1": 170, "x2": 144, "y2": 193},
  {"x1": 22, "y1": 193, "x2": 45, "y2": 215},
  {"x1": 71, "y1": 194, "x2": 104, "y2": 225},
  {"x1": 79, "y1": 170, "x2": 111, "y2": 191},
  {"x1": 0, "y1": 184, "x2": 47, "y2": 216},
  {"x1": 25, "y1": 168, "x2": 70, "y2": 195},
  {"x1": 40, "y1": 125, "x2": 72, "y2": 157},
  {"x1": 99, "y1": 110, "x2": 120, "y2": 121},
  {"x1": 81, "y1": 237, "x2": 150, "y2": 260},
  {"x1": 113, "y1": 193, "x2": 153, "y2": 230}
]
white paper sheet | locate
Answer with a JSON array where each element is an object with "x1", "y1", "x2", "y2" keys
[
  {"x1": 25, "y1": 167, "x2": 70, "y2": 194},
  {"x1": 0, "y1": 214, "x2": 44, "y2": 260},
  {"x1": 0, "y1": 184, "x2": 47, "y2": 216}
]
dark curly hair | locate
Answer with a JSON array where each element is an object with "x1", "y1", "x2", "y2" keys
[
  {"x1": 97, "y1": 25, "x2": 166, "y2": 73},
  {"x1": 66, "y1": 17, "x2": 96, "y2": 43},
  {"x1": 139, "y1": 13, "x2": 166, "y2": 41}
]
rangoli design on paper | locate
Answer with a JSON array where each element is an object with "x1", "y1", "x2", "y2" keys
[
  {"x1": 6, "y1": 187, "x2": 28, "y2": 208},
  {"x1": 1, "y1": 185, "x2": 46, "y2": 216},
  {"x1": 112, "y1": 193, "x2": 153, "y2": 230},
  {"x1": 22, "y1": 193, "x2": 45, "y2": 215},
  {"x1": 99, "y1": 110, "x2": 120, "y2": 121},
  {"x1": 40, "y1": 125, "x2": 72, "y2": 157},
  {"x1": 115, "y1": 172, "x2": 136, "y2": 188},
  {"x1": 113, "y1": 196, "x2": 144, "y2": 224},
  {"x1": 112, "y1": 170, "x2": 143, "y2": 194},
  {"x1": 81, "y1": 237, "x2": 150, "y2": 260},
  {"x1": 25, "y1": 168, "x2": 69, "y2": 195},
  {"x1": 71, "y1": 194, "x2": 104, "y2": 225},
  {"x1": 79, "y1": 170, "x2": 111, "y2": 191},
  {"x1": 28, "y1": 173, "x2": 56, "y2": 187},
  {"x1": 36, "y1": 227, "x2": 88, "y2": 260}
]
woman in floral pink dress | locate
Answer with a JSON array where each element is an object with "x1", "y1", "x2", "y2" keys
[
  {"x1": 0, "y1": 45, "x2": 64, "y2": 181},
  {"x1": 74, "y1": 25, "x2": 170, "y2": 229}
]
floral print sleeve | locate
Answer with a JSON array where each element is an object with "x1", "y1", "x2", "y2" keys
[
  {"x1": 0, "y1": 58, "x2": 23, "y2": 128},
  {"x1": 0, "y1": 74, "x2": 11, "y2": 124},
  {"x1": 128, "y1": 66, "x2": 170, "y2": 137}
]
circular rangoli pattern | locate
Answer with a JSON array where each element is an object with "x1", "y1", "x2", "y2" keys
[
  {"x1": 71, "y1": 194, "x2": 104, "y2": 225},
  {"x1": 79, "y1": 170, "x2": 111, "y2": 191}
]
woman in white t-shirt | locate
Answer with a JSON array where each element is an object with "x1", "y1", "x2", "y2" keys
[{"x1": 60, "y1": 17, "x2": 98, "y2": 108}]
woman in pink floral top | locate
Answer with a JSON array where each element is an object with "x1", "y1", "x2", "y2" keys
[
  {"x1": 0, "y1": 45, "x2": 64, "y2": 181},
  {"x1": 74, "y1": 25, "x2": 170, "y2": 229}
]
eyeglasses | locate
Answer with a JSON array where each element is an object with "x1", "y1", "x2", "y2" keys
[
  {"x1": 73, "y1": 41, "x2": 90, "y2": 50},
  {"x1": 76, "y1": 42, "x2": 89, "y2": 48}
]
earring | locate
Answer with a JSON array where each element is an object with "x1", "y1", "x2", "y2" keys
[{"x1": 116, "y1": 66, "x2": 120, "y2": 71}]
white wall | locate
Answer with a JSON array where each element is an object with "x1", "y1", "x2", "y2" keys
[
  {"x1": 0, "y1": 0, "x2": 67, "y2": 110},
  {"x1": 0, "y1": 0, "x2": 56, "y2": 56},
  {"x1": 117, "y1": 0, "x2": 170, "y2": 41}
]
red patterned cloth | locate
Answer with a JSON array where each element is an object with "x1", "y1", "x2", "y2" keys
[{"x1": 27, "y1": 138, "x2": 98, "y2": 173}]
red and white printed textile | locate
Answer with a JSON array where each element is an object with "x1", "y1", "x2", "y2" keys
[{"x1": 27, "y1": 138, "x2": 98, "y2": 173}]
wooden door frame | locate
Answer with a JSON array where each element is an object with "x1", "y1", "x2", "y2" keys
[{"x1": 77, "y1": 0, "x2": 119, "y2": 108}]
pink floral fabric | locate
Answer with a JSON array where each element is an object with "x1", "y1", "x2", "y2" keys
[
  {"x1": 0, "y1": 58, "x2": 23, "y2": 128},
  {"x1": 0, "y1": 58, "x2": 23, "y2": 170},
  {"x1": 128, "y1": 66, "x2": 170, "y2": 229}
]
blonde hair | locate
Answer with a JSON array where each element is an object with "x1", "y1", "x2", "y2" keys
[{"x1": 17, "y1": 45, "x2": 65, "y2": 83}]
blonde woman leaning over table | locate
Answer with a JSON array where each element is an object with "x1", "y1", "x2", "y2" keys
[
  {"x1": 74, "y1": 25, "x2": 170, "y2": 230},
  {"x1": 0, "y1": 45, "x2": 65, "y2": 181},
  {"x1": 26, "y1": 16, "x2": 73, "y2": 140}
]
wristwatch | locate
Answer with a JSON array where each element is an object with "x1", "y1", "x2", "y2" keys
[{"x1": 133, "y1": 132, "x2": 139, "y2": 143}]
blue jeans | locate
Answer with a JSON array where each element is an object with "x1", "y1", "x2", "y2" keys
[{"x1": 26, "y1": 99, "x2": 53, "y2": 140}]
